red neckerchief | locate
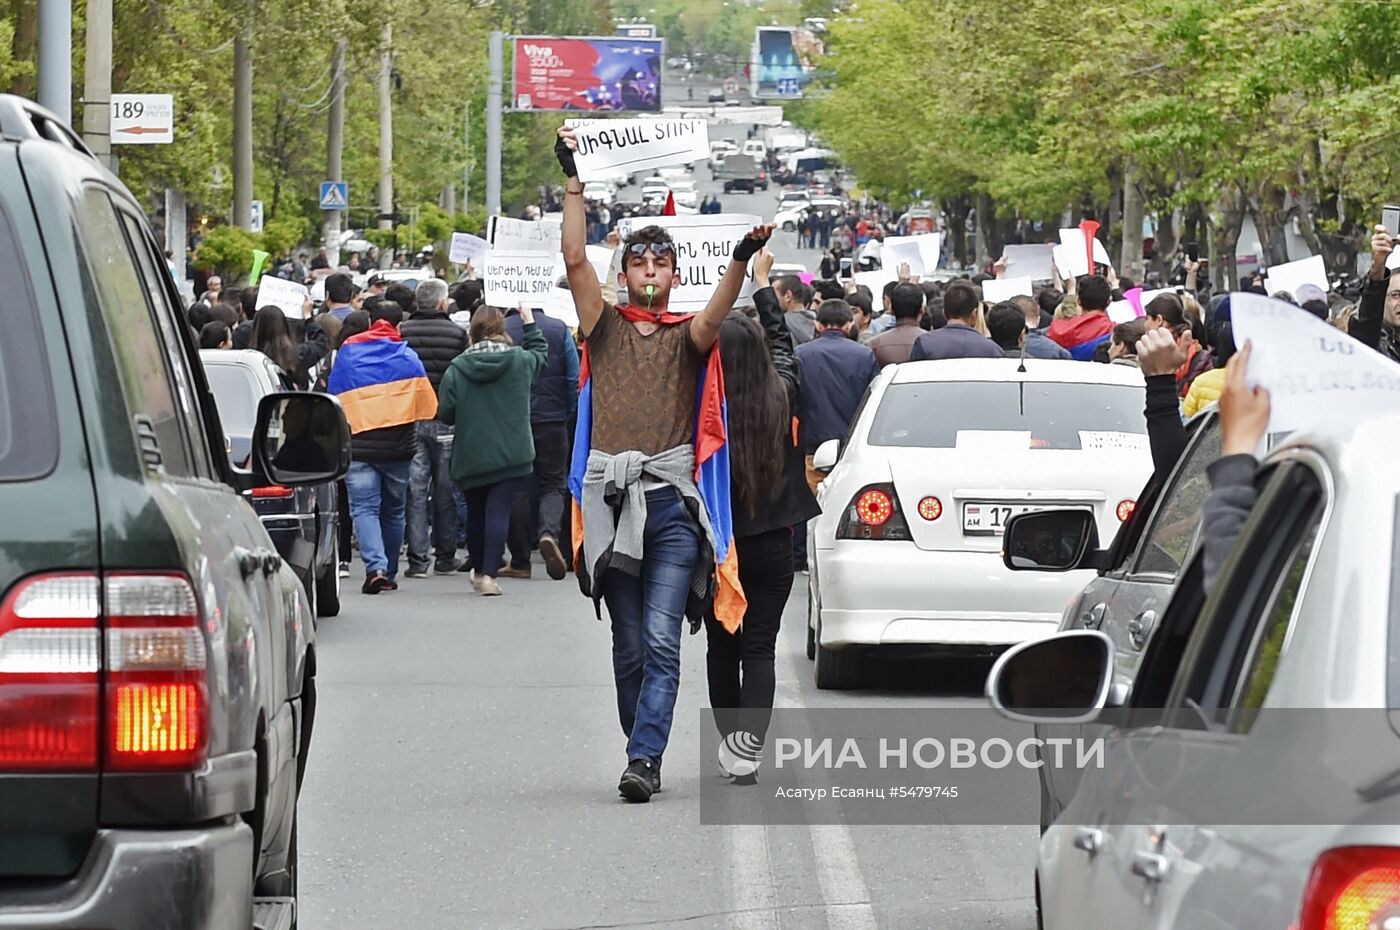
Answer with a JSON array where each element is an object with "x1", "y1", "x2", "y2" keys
[{"x1": 613, "y1": 302, "x2": 690, "y2": 327}]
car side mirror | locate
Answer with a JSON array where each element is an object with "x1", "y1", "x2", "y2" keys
[
  {"x1": 986, "y1": 631, "x2": 1115, "y2": 724},
  {"x1": 812, "y1": 438, "x2": 840, "y2": 473},
  {"x1": 1002, "y1": 509, "x2": 1101, "y2": 572},
  {"x1": 253, "y1": 392, "x2": 351, "y2": 488}
]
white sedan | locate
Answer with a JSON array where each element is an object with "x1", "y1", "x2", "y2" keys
[{"x1": 807, "y1": 358, "x2": 1152, "y2": 688}]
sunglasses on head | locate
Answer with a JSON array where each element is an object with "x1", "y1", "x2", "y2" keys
[{"x1": 626, "y1": 241, "x2": 674, "y2": 259}]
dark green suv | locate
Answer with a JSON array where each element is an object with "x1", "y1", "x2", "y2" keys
[{"x1": 0, "y1": 96, "x2": 350, "y2": 930}]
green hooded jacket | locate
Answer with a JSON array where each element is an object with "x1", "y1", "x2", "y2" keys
[{"x1": 438, "y1": 322, "x2": 549, "y2": 489}]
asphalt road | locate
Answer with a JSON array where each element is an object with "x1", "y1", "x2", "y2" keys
[
  {"x1": 299, "y1": 102, "x2": 1036, "y2": 929},
  {"x1": 299, "y1": 555, "x2": 1039, "y2": 930}
]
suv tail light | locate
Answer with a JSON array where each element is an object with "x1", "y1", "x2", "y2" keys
[
  {"x1": 104, "y1": 574, "x2": 207, "y2": 771},
  {"x1": 1300, "y1": 846, "x2": 1400, "y2": 930},
  {"x1": 0, "y1": 573, "x2": 100, "y2": 771},
  {"x1": 836, "y1": 484, "x2": 912, "y2": 541},
  {"x1": 1116, "y1": 499, "x2": 1136, "y2": 522}
]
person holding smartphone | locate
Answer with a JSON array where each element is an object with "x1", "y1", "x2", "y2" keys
[{"x1": 1352, "y1": 216, "x2": 1400, "y2": 362}]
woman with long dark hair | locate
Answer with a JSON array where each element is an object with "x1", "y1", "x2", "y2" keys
[
  {"x1": 250, "y1": 304, "x2": 328, "y2": 390},
  {"x1": 707, "y1": 249, "x2": 820, "y2": 783}
]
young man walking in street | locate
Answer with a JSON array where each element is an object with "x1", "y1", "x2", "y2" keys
[
  {"x1": 557, "y1": 125, "x2": 771, "y2": 803},
  {"x1": 401, "y1": 278, "x2": 468, "y2": 577}
]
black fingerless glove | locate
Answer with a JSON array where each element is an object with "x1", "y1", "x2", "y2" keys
[
  {"x1": 555, "y1": 136, "x2": 578, "y2": 179},
  {"x1": 732, "y1": 232, "x2": 771, "y2": 264}
]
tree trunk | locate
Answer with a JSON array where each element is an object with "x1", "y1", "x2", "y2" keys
[
  {"x1": 974, "y1": 192, "x2": 993, "y2": 268},
  {"x1": 944, "y1": 195, "x2": 970, "y2": 268},
  {"x1": 1215, "y1": 186, "x2": 1247, "y2": 292},
  {"x1": 1106, "y1": 164, "x2": 1123, "y2": 266},
  {"x1": 1120, "y1": 160, "x2": 1145, "y2": 283},
  {"x1": 10, "y1": 0, "x2": 37, "y2": 97}
]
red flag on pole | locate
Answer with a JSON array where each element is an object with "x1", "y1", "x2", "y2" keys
[
  {"x1": 662, "y1": 191, "x2": 677, "y2": 216},
  {"x1": 1080, "y1": 219, "x2": 1101, "y2": 273}
]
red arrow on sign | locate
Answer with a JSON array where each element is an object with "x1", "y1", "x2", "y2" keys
[{"x1": 117, "y1": 126, "x2": 167, "y2": 135}]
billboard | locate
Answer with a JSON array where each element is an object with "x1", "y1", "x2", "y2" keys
[
  {"x1": 751, "y1": 27, "x2": 824, "y2": 99},
  {"x1": 513, "y1": 36, "x2": 664, "y2": 112}
]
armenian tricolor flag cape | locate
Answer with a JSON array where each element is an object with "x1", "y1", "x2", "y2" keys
[
  {"x1": 1046, "y1": 311, "x2": 1114, "y2": 361},
  {"x1": 569, "y1": 304, "x2": 747, "y2": 632},
  {"x1": 326, "y1": 319, "x2": 438, "y2": 432}
]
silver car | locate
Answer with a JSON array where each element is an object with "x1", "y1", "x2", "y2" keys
[{"x1": 987, "y1": 411, "x2": 1400, "y2": 930}]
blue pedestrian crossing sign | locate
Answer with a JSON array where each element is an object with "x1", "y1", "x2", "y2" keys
[{"x1": 319, "y1": 181, "x2": 348, "y2": 210}]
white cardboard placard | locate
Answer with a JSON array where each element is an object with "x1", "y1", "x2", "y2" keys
[
  {"x1": 981, "y1": 276, "x2": 1036, "y2": 304},
  {"x1": 881, "y1": 233, "x2": 942, "y2": 278},
  {"x1": 1263, "y1": 254, "x2": 1328, "y2": 298},
  {"x1": 613, "y1": 213, "x2": 761, "y2": 313},
  {"x1": 1055, "y1": 228, "x2": 1115, "y2": 277},
  {"x1": 448, "y1": 232, "x2": 489, "y2": 267},
  {"x1": 483, "y1": 217, "x2": 562, "y2": 307},
  {"x1": 1231, "y1": 292, "x2": 1400, "y2": 433},
  {"x1": 255, "y1": 276, "x2": 309, "y2": 319},
  {"x1": 566, "y1": 118, "x2": 710, "y2": 183},
  {"x1": 1001, "y1": 244, "x2": 1057, "y2": 281}
]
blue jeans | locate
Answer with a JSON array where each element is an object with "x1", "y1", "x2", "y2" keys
[
  {"x1": 600, "y1": 488, "x2": 700, "y2": 767},
  {"x1": 345, "y1": 459, "x2": 412, "y2": 580},
  {"x1": 406, "y1": 421, "x2": 458, "y2": 570}
]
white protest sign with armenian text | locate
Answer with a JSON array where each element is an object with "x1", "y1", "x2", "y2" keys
[
  {"x1": 1231, "y1": 292, "x2": 1400, "y2": 433},
  {"x1": 256, "y1": 275, "x2": 309, "y2": 319},
  {"x1": 483, "y1": 216, "x2": 562, "y2": 307},
  {"x1": 448, "y1": 231, "x2": 489, "y2": 268},
  {"x1": 881, "y1": 233, "x2": 942, "y2": 278},
  {"x1": 614, "y1": 213, "x2": 761, "y2": 313},
  {"x1": 565, "y1": 118, "x2": 710, "y2": 183}
]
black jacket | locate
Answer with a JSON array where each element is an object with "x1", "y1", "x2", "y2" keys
[
  {"x1": 795, "y1": 329, "x2": 879, "y2": 453},
  {"x1": 1144, "y1": 374, "x2": 1189, "y2": 477},
  {"x1": 351, "y1": 424, "x2": 416, "y2": 463},
  {"x1": 1351, "y1": 269, "x2": 1400, "y2": 362},
  {"x1": 401, "y1": 310, "x2": 468, "y2": 390},
  {"x1": 505, "y1": 309, "x2": 579, "y2": 424},
  {"x1": 736, "y1": 287, "x2": 822, "y2": 539}
]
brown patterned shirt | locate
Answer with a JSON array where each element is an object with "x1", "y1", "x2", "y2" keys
[{"x1": 587, "y1": 305, "x2": 704, "y2": 456}]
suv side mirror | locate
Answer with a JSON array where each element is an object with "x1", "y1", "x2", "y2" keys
[
  {"x1": 986, "y1": 631, "x2": 1115, "y2": 724},
  {"x1": 812, "y1": 438, "x2": 840, "y2": 473},
  {"x1": 1002, "y1": 509, "x2": 1101, "y2": 572},
  {"x1": 253, "y1": 392, "x2": 351, "y2": 487}
]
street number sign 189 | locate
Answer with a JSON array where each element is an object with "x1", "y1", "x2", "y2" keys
[{"x1": 110, "y1": 94, "x2": 175, "y2": 145}]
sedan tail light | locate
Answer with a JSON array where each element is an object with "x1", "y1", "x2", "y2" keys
[
  {"x1": 1300, "y1": 846, "x2": 1400, "y2": 930},
  {"x1": 836, "y1": 484, "x2": 912, "y2": 541},
  {"x1": 0, "y1": 573, "x2": 101, "y2": 771}
]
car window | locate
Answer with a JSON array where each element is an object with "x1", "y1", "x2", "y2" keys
[
  {"x1": 74, "y1": 188, "x2": 193, "y2": 477},
  {"x1": 1159, "y1": 461, "x2": 1326, "y2": 728},
  {"x1": 203, "y1": 363, "x2": 262, "y2": 433},
  {"x1": 1133, "y1": 418, "x2": 1223, "y2": 577},
  {"x1": 867, "y1": 381, "x2": 1146, "y2": 450},
  {"x1": 1230, "y1": 518, "x2": 1321, "y2": 727},
  {"x1": 0, "y1": 202, "x2": 59, "y2": 481},
  {"x1": 118, "y1": 209, "x2": 214, "y2": 479}
]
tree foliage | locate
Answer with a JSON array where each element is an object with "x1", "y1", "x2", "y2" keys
[{"x1": 798, "y1": 0, "x2": 1400, "y2": 274}]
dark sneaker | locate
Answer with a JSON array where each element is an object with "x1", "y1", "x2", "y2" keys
[
  {"x1": 499, "y1": 565, "x2": 532, "y2": 580},
  {"x1": 618, "y1": 759, "x2": 658, "y2": 803},
  {"x1": 456, "y1": 559, "x2": 475, "y2": 573},
  {"x1": 383, "y1": 578, "x2": 399, "y2": 591},
  {"x1": 337, "y1": 561, "x2": 350, "y2": 578},
  {"x1": 434, "y1": 559, "x2": 464, "y2": 575},
  {"x1": 362, "y1": 571, "x2": 390, "y2": 595},
  {"x1": 539, "y1": 535, "x2": 568, "y2": 581},
  {"x1": 404, "y1": 566, "x2": 429, "y2": 579}
]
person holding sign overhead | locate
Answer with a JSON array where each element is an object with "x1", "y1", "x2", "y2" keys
[{"x1": 557, "y1": 124, "x2": 773, "y2": 804}]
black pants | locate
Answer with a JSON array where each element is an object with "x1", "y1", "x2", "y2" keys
[
  {"x1": 705, "y1": 528, "x2": 795, "y2": 745},
  {"x1": 464, "y1": 478, "x2": 523, "y2": 579},
  {"x1": 507, "y1": 421, "x2": 570, "y2": 568}
]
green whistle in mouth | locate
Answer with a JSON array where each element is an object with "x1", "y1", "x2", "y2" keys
[{"x1": 645, "y1": 284, "x2": 656, "y2": 309}]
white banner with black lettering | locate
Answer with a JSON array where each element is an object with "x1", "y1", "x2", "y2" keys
[
  {"x1": 1231, "y1": 292, "x2": 1400, "y2": 433},
  {"x1": 566, "y1": 118, "x2": 709, "y2": 183},
  {"x1": 614, "y1": 213, "x2": 761, "y2": 313},
  {"x1": 483, "y1": 217, "x2": 562, "y2": 307}
]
